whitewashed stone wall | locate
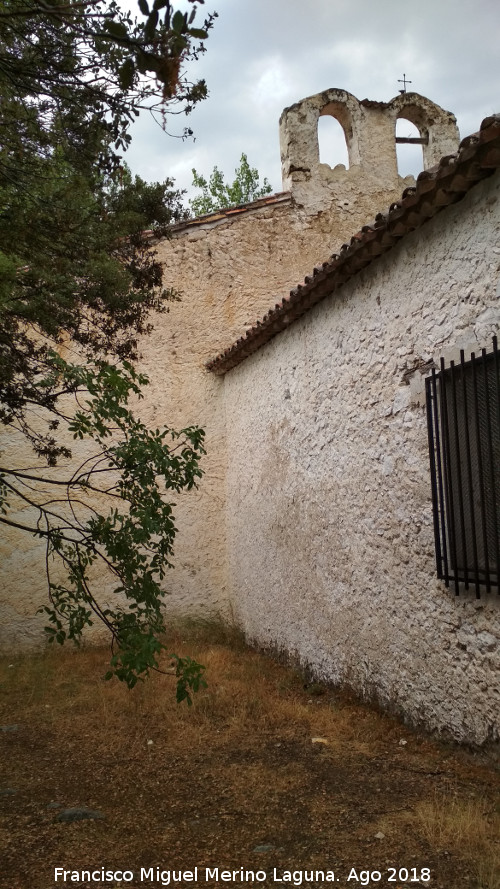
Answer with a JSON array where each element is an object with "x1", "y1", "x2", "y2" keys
[{"x1": 223, "y1": 171, "x2": 500, "y2": 745}]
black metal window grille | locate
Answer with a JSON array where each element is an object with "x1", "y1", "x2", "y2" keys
[{"x1": 426, "y1": 336, "x2": 500, "y2": 597}]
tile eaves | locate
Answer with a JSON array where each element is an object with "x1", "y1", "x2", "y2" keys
[{"x1": 206, "y1": 115, "x2": 500, "y2": 376}]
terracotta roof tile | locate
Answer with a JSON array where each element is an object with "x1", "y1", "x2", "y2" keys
[
  {"x1": 206, "y1": 114, "x2": 500, "y2": 376},
  {"x1": 169, "y1": 191, "x2": 291, "y2": 233}
]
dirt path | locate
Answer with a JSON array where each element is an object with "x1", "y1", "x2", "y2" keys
[{"x1": 0, "y1": 627, "x2": 498, "y2": 889}]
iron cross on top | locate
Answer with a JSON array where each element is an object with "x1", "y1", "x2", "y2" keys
[{"x1": 398, "y1": 74, "x2": 412, "y2": 94}]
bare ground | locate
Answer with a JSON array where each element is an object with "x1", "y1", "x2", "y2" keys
[{"x1": 0, "y1": 621, "x2": 498, "y2": 889}]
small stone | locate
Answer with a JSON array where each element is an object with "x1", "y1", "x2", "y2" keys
[
  {"x1": 0, "y1": 788, "x2": 17, "y2": 796},
  {"x1": 398, "y1": 738, "x2": 408, "y2": 746},
  {"x1": 47, "y1": 802, "x2": 63, "y2": 810},
  {"x1": 476, "y1": 631, "x2": 497, "y2": 653},
  {"x1": 374, "y1": 832, "x2": 385, "y2": 839},
  {"x1": 147, "y1": 739, "x2": 154, "y2": 746},
  {"x1": 56, "y1": 807, "x2": 105, "y2": 822},
  {"x1": 392, "y1": 386, "x2": 411, "y2": 414},
  {"x1": 381, "y1": 456, "x2": 394, "y2": 476},
  {"x1": 0, "y1": 724, "x2": 19, "y2": 732},
  {"x1": 253, "y1": 844, "x2": 274, "y2": 853},
  {"x1": 311, "y1": 737, "x2": 329, "y2": 745}
]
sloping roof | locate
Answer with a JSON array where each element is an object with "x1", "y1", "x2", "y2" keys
[
  {"x1": 169, "y1": 191, "x2": 291, "y2": 235},
  {"x1": 207, "y1": 114, "x2": 500, "y2": 376}
]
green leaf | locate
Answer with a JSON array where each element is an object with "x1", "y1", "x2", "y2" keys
[
  {"x1": 144, "y1": 10, "x2": 159, "y2": 42},
  {"x1": 172, "y1": 10, "x2": 185, "y2": 33},
  {"x1": 103, "y1": 20, "x2": 129, "y2": 39},
  {"x1": 188, "y1": 28, "x2": 208, "y2": 39},
  {"x1": 138, "y1": 0, "x2": 149, "y2": 14},
  {"x1": 119, "y1": 58, "x2": 135, "y2": 90}
]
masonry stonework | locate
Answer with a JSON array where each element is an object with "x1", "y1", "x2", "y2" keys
[
  {"x1": 280, "y1": 89, "x2": 459, "y2": 211},
  {"x1": 223, "y1": 170, "x2": 500, "y2": 746}
]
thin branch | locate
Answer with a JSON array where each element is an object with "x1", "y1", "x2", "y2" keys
[
  {"x1": 0, "y1": 466, "x2": 122, "y2": 498},
  {"x1": 0, "y1": 514, "x2": 76, "y2": 542}
]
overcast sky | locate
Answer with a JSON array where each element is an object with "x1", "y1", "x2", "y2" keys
[{"x1": 124, "y1": 0, "x2": 500, "y2": 204}]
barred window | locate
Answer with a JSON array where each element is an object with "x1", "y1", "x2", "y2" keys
[{"x1": 426, "y1": 337, "x2": 500, "y2": 596}]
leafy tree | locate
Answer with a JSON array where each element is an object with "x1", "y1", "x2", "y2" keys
[
  {"x1": 0, "y1": 0, "x2": 214, "y2": 159},
  {"x1": 189, "y1": 153, "x2": 273, "y2": 216},
  {"x1": 0, "y1": 0, "x2": 216, "y2": 696}
]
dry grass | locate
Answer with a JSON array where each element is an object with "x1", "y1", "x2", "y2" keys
[
  {"x1": 0, "y1": 620, "x2": 499, "y2": 889},
  {"x1": 414, "y1": 792, "x2": 500, "y2": 889},
  {"x1": 0, "y1": 620, "x2": 328, "y2": 759}
]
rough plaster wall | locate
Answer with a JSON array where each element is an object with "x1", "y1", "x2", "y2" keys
[{"x1": 223, "y1": 172, "x2": 500, "y2": 745}]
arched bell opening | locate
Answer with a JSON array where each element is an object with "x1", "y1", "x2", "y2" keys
[
  {"x1": 395, "y1": 117, "x2": 426, "y2": 177},
  {"x1": 318, "y1": 114, "x2": 350, "y2": 170}
]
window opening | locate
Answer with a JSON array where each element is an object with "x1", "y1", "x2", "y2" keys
[
  {"x1": 426, "y1": 337, "x2": 500, "y2": 596},
  {"x1": 318, "y1": 115, "x2": 349, "y2": 169},
  {"x1": 395, "y1": 118, "x2": 424, "y2": 177}
]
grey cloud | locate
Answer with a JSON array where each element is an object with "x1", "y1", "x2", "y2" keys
[{"x1": 124, "y1": 0, "x2": 499, "y2": 199}]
